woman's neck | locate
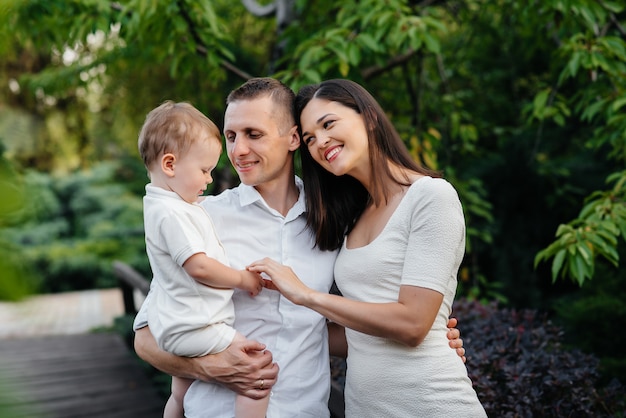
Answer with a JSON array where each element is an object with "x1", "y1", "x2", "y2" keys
[{"x1": 363, "y1": 164, "x2": 417, "y2": 207}]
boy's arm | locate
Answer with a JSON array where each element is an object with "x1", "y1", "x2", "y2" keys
[
  {"x1": 134, "y1": 326, "x2": 278, "y2": 399},
  {"x1": 183, "y1": 253, "x2": 261, "y2": 294}
]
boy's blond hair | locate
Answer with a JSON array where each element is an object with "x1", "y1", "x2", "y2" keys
[{"x1": 138, "y1": 101, "x2": 221, "y2": 169}]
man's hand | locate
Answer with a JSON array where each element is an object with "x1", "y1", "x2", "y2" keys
[
  {"x1": 134, "y1": 326, "x2": 279, "y2": 400},
  {"x1": 446, "y1": 317, "x2": 466, "y2": 363},
  {"x1": 193, "y1": 338, "x2": 279, "y2": 399}
]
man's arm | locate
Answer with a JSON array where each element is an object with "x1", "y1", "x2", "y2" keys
[
  {"x1": 446, "y1": 317, "x2": 466, "y2": 363},
  {"x1": 134, "y1": 326, "x2": 279, "y2": 399}
]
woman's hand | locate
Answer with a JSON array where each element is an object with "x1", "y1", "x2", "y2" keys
[{"x1": 247, "y1": 257, "x2": 313, "y2": 305}]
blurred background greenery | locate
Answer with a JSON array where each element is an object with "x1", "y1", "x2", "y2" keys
[{"x1": 0, "y1": 0, "x2": 624, "y2": 391}]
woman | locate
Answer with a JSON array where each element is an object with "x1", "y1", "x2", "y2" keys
[{"x1": 248, "y1": 79, "x2": 486, "y2": 417}]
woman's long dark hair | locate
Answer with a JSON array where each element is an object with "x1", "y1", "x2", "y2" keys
[{"x1": 295, "y1": 79, "x2": 439, "y2": 251}]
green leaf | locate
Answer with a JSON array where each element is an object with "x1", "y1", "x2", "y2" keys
[
  {"x1": 576, "y1": 242, "x2": 592, "y2": 261},
  {"x1": 357, "y1": 33, "x2": 380, "y2": 51},
  {"x1": 581, "y1": 99, "x2": 607, "y2": 122},
  {"x1": 533, "y1": 88, "x2": 550, "y2": 119},
  {"x1": 302, "y1": 69, "x2": 321, "y2": 84},
  {"x1": 551, "y1": 249, "x2": 566, "y2": 281},
  {"x1": 568, "y1": 51, "x2": 582, "y2": 78},
  {"x1": 339, "y1": 60, "x2": 349, "y2": 77},
  {"x1": 423, "y1": 32, "x2": 440, "y2": 54},
  {"x1": 612, "y1": 96, "x2": 626, "y2": 112}
]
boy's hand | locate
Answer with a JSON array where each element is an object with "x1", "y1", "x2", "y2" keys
[{"x1": 238, "y1": 270, "x2": 264, "y2": 296}]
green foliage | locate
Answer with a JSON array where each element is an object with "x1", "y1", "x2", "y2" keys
[
  {"x1": 1, "y1": 0, "x2": 625, "y2": 303},
  {"x1": 0, "y1": 145, "x2": 38, "y2": 301},
  {"x1": 526, "y1": 1, "x2": 626, "y2": 286},
  {"x1": 535, "y1": 172, "x2": 626, "y2": 285},
  {"x1": 553, "y1": 260, "x2": 626, "y2": 386},
  {"x1": 278, "y1": 0, "x2": 446, "y2": 88},
  {"x1": 0, "y1": 0, "x2": 260, "y2": 172},
  {"x1": 5, "y1": 160, "x2": 148, "y2": 293}
]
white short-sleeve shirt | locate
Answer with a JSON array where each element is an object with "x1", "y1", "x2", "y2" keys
[
  {"x1": 135, "y1": 178, "x2": 338, "y2": 418},
  {"x1": 143, "y1": 184, "x2": 236, "y2": 357}
]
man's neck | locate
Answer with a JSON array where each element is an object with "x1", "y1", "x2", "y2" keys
[{"x1": 254, "y1": 174, "x2": 299, "y2": 217}]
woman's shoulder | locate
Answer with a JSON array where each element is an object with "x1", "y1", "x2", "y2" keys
[{"x1": 409, "y1": 175, "x2": 458, "y2": 198}]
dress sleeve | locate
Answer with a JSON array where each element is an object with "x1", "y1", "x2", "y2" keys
[{"x1": 400, "y1": 179, "x2": 466, "y2": 293}]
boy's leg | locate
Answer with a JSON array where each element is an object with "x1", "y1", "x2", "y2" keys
[
  {"x1": 235, "y1": 392, "x2": 270, "y2": 418},
  {"x1": 164, "y1": 376, "x2": 193, "y2": 418},
  {"x1": 231, "y1": 332, "x2": 270, "y2": 418}
]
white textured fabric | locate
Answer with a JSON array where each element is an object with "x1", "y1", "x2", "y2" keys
[
  {"x1": 335, "y1": 177, "x2": 486, "y2": 417},
  {"x1": 135, "y1": 178, "x2": 338, "y2": 418},
  {"x1": 143, "y1": 184, "x2": 236, "y2": 357}
]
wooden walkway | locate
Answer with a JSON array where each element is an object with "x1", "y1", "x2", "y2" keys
[{"x1": 0, "y1": 290, "x2": 165, "y2": 417}]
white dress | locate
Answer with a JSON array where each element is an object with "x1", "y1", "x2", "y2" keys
[{"x1": 334, "y1": 177, "x2": 486, "y2": 417}]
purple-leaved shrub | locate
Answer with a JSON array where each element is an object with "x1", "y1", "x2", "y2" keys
[{"x1": 453, "y1": 299, "x2": 625, "y2": 417}]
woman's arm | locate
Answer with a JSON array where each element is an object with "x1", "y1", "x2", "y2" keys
[
  {"x1": 251, "y1": 258, "x2": 441, "y2": 347},
  {"x1": 134, "y1": 326, "x2": 278, "y2": 399},
  {"x1": 327, "y1": 317, "x2": 466, "y2": 360}
]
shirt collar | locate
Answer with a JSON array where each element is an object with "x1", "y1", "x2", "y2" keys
[
  {"x1": 237, "y1": 176, "x2": 306, "y2": 219},
  {"x1": 146, "y1": 183, "x2": 188, "y2": 203}
]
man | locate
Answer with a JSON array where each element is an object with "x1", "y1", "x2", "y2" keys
[{"x1": 133, "y1": 78, "x2": 464, "y2": 417}]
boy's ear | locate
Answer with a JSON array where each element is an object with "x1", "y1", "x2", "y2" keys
[{"x1": 161, "y1": 153, "x2": 176, "y2": 177}]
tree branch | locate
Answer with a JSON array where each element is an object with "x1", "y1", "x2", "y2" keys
[
  {"x1": 177, "y1": 0, "x2": 253, "y2": 80},
  {"x1": 195, "y1": 44, "x2": 253, "y2": 80},
  {"x1": 362, "y1": 49, "x2": 418, "y2": 80},
  {"x1": 110, "y1": 1, "x2": 252, "y2": 81}
]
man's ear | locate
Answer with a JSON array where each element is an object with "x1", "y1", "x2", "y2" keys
[
  {"x1": 288, "y1": 125, "x2": 301, "y2": 151},
  {"x1": 161, "y1": 153, "x2": 176, "y2": 177}
]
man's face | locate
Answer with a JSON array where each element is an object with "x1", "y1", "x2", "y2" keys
[{"x1": 223, "y1": 96, "x2": 299, "y2": 187}]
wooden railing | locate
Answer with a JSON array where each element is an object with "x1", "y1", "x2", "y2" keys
[{"x1": 113, "y1": 260, "x2": 150, "y2": 314}]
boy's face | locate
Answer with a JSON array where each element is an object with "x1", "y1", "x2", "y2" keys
[
  {"x1": 223, "y1": 96, "x2": 299, "y2": 188},
  {"x1": 170, "y1": 137, "x2": 221, "y2": 204}
]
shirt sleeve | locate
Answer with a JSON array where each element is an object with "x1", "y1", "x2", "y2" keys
[{"x1": 158, "y1": 212, "x2": 207, "y2": 267}]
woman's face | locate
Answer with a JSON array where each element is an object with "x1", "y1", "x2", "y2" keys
[{"x1": 300, "y1": 98, "x2": 370, "y2": 179}]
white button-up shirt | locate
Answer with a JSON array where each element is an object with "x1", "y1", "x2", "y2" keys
[{"x1": 134, "y1": 177, "x2": 338, "y2": 417}]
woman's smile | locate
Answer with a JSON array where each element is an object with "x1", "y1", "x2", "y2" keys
[{"x1": 324, "y1": 145, "x2": 342, "y2": 162}]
